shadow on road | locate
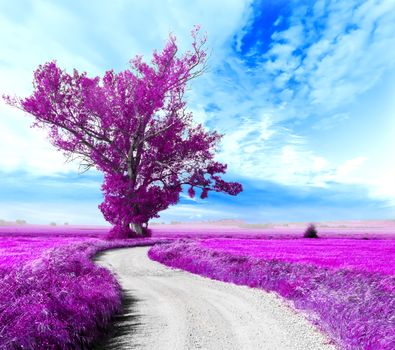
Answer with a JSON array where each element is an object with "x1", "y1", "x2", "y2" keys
[{"x1": 93, "y1": 290, "x2": 143, "y2": 349}]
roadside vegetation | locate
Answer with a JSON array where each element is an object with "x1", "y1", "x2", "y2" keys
[
  {"x1": 0, "y1": 228, "x2": 158, "y2": 349},
  {"x1": 149, "y1": 237, "x2": 395, "y2": 350}
]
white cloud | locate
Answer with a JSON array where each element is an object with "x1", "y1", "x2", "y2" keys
[
  {"x1": 296, "y1": 1, "x2": 395, "y2": 110},
  {"x1": 183, "y1": 0, "x2": 395, "y2": 204},
  {"x1": 0, "y1": 104, "x2": 81, "y2": 175},
  {"x1": 179, "y1": 193, "x2": 198, "y2": 202},
  {"x1": 335, "y1": 156, "x2": 368, "y2": 180},
  {"x1": 158, "y1": 203, "x2": 240, "y2": 221}
]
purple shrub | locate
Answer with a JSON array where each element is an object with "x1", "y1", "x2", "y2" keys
[
  {"x1": 149, "y1": 239, "x2": 395, "y2": 350},
  {"x1": 304, "y1": 223, "x2": 319, "y2": 238},
  {"x1": 106, "y1": 225, "x2": 152, "y2": 240}
]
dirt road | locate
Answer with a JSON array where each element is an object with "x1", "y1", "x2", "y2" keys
[{"x1": 96, "y1": 246, "x2": 335, "y2": 350}]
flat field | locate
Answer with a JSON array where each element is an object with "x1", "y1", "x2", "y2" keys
[
  {"x1": 0, "y1": 221, "x2": 394, "y2": 349},
  {"x1": 201, "y1": 237, "x2": 395, "y2": 274}
]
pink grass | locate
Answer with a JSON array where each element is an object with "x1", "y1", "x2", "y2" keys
[
  {"x1": 0, "y1": 227, "x2": 160, "y2": 349},
  {"x1": 1, "y1": 223, "x2": 395, "y2": 349},
  {"x1": 201, "y1": 238, "x2": 395, "y2": 275}
]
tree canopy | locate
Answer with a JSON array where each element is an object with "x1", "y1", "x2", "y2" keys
[{"x1": 5, "y1": 27, "x2": 242, "y2": 238}]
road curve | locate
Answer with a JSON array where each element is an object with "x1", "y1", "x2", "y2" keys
[{"x1": 96, "y1": 246, "x2": 335, "y2": 350}]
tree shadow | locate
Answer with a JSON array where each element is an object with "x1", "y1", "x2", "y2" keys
[{"x1": 92, "y1": 290, "x2": 144, "y2": 349}]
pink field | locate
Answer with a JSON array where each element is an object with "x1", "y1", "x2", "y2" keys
[
  {"x1": 0, "y1": 236, "x2": 86, "y2": 271},
  {"x1": 150, "y1": 221, "x2": 395, "y2": 240},
  {"x1": 0, "y1": 225, "x2": 106, "y2": 273},
  {"x1": 1, "y1": 222, "x2": 394, "y2": 349},
  {"x1": 201, "y1": 238, "x2": 395, "y2": 275}
]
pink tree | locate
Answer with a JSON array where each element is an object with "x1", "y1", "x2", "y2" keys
[{"x1": 5, "y1": 27, "x2": 242, "y2": 238}]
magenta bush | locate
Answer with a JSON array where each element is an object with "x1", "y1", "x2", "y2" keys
[
  {"x1": 304, "y1": 223, "x2": 319, "y2": 238},
  {"x1": 149, "y1": 239, "x2": 395, "y2": 350}
]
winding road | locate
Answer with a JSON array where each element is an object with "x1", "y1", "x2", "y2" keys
[{"x1": 96, "y1": 246, "x2": 335, "y2": 350}]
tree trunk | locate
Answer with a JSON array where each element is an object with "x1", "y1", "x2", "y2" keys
[{"x1": 130, "y1": 223, "x2": 149, "y2": 236}]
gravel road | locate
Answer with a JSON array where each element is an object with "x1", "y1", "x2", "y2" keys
[{"x1": 96, "y1": 246, "x2": 336, "y2": 350}]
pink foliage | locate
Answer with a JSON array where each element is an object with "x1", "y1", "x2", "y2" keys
[
  {"x1": 4, "y1": 27, "x2": 242, "y2": 237},
  {"x1": 187, "y1": 186, "x2": 195, "y2": 198}
]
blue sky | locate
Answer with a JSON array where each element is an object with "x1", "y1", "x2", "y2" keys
[{"x1": 1, "y1": 0, "x2": 395, "y2": 225}]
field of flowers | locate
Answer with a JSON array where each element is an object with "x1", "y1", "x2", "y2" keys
[
  {"x1": 0, "y1": 226, "x2": 159, "y2": 349},
  {"x1": 149, "y1": 236, "x2": 395, "y2": 350},
  {"x1": 1, "y1": 223, "x2": 394, "y2": 349},
  {"x1": 202, "y1": 238, "x2": 395, "y2": 274}
]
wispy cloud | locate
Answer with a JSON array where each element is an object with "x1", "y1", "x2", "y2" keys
[{"x1": 189, "y1": 0, "x2": 395, "y2": 200}]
